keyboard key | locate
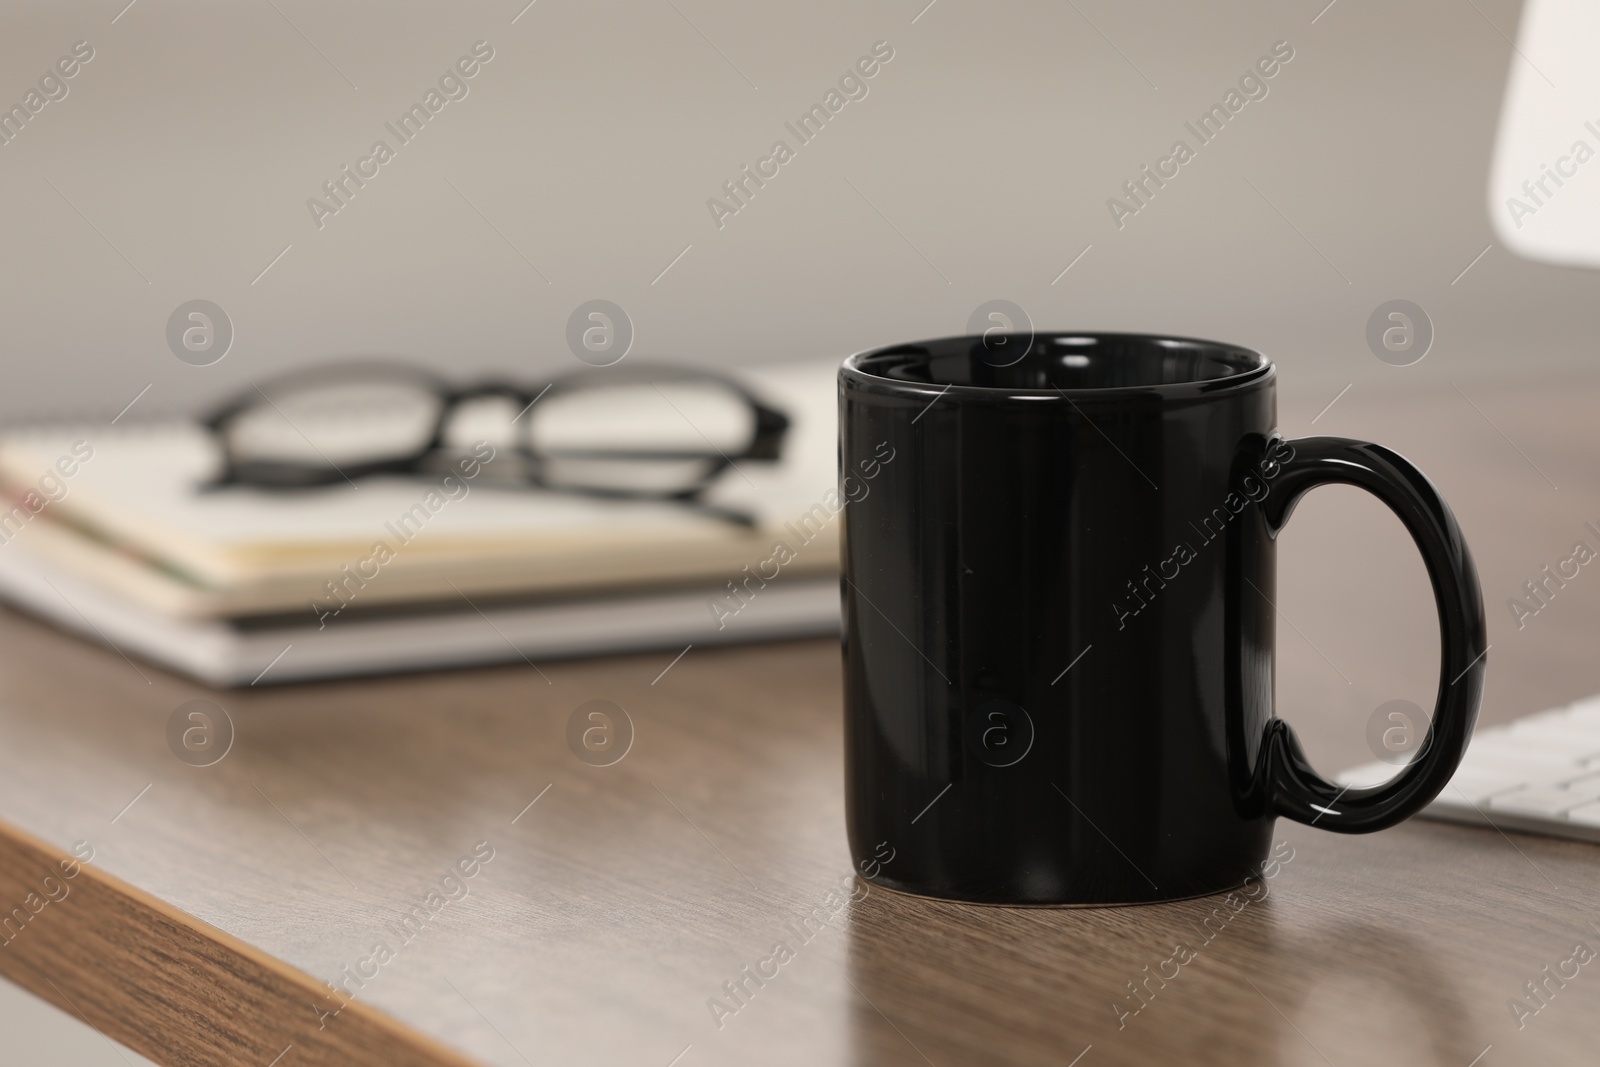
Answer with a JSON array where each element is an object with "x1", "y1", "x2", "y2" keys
[
  {"x1": 1506, "y1": 722, "x2": 1600, "y2": 756},
  {"x1": 1345, "y1": 691, "x2": 1600, "y2": 844},
  {"x1": 1490, "y1": 731, "x2": 1596, "y2": 758},
  {"x1": 1464, "y1": 727, "x2": 1574, "y2": 751},
  {"x1": 1558, "y1": 779, "x2": 1600, "y2": 803},
  {"x1": 1558, "y1": 769, "x2": 1600, "y2": 789},
  {"x1": 1489, "y1": 786, "x2": 1600, "y2": 817},
  {"x1": 1438, "y1": 769, "x2": 1522, "y2": 805},
  {"x1": 1457, "y1": 750, "x2": 1580, "y2": 782},
  {"x1": 1519, "y1": 708, "x2": 1579, "y2": 725},
  {"x1": 1507, "y1": 717, "x2": 1583, "y2": 736},
  {"x1": 1430, "y1": 790, "x2": 1494, "y2": 821},
  {"x1": 1564, "y1": 698, "x2": 1600, "y2": 723}
]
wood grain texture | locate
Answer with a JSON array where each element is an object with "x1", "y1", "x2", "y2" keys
[
  {"x1": 0, "y1": 821, "x2": 477, "y2": 1067},
  {"x1": 0, "y1": 376, "x2": 1598, "y2": 1066}
]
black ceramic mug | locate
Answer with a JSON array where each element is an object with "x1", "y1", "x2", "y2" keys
[{"x1": 839, "y1": 333, "x2": 1487, "y2": 906}]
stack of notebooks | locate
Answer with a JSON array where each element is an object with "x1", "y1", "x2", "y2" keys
[{"x1": 0, "y1": 361, "x2": 842, "y2": 686}]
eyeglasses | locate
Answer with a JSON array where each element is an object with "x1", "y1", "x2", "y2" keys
[{"x1": 199, "y1": 360, "x2": 791, "y2": 526}]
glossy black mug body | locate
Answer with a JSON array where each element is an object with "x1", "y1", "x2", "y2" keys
[{"x1": 839, "y1": 333, "x2": 1486, "y2": 906}]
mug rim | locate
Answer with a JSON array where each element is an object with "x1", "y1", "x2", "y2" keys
[{"x1": 841, "y1": 331, "x2": 1275, "y2": 402}]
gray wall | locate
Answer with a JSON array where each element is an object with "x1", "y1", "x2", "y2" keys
[{"x1": 0, "y1": 0, "x2": 1586, "y2": 422}]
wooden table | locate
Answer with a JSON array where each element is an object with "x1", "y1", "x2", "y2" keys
[{"x1": 2, "y1": 376, "x2": 1599, "y2": 1067}]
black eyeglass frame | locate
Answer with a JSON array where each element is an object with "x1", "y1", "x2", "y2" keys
[{"x1": 200, "y1": 361, "x2": 791, "y2": 509}]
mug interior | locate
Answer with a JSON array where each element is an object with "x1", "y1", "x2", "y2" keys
[{"x1": 850, "y1": 333, "x2": 1270, "y2": 393}]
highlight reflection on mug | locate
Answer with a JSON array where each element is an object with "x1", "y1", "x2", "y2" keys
[
  {"x1": 567, "y1": 699, "x2": 634, "y2": 766},
  {"x1": 965, "y1": 698, "x2": 1034, "y2": 767}
]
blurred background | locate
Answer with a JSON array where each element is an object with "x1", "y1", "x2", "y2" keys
[
  {"x1": 0, "y1": 0, "x2": 1591, "y2": 1062},
  {"x1": 0, "y1": 0, "x2": 1588, "y2": 427}
]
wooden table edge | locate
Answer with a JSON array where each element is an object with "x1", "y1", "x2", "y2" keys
[{"x1": 0, "y1": 817, "x2": 481, "y2": 1067}]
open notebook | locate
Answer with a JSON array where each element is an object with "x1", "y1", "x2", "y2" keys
[{"x1": 0, "y1": 360, "x2": 847, "y2": 685}]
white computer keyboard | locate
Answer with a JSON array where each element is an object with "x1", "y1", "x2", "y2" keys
[{"x1": 1339, "y1": 694, "x2": 1600, "y2": 844}]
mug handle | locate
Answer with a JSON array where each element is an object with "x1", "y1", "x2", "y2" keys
[{"x1": 1257, "y1": 436, "x2": 1488, "y2": 833}]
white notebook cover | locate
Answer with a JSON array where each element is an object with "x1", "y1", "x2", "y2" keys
[{"x1": 0, "y1": 360, "x2": 846, "y2": 617}]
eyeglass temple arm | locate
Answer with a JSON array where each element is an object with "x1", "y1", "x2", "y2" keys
[{"x1": 746, "y1": 402, "x2": 790, "y2": 461}]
